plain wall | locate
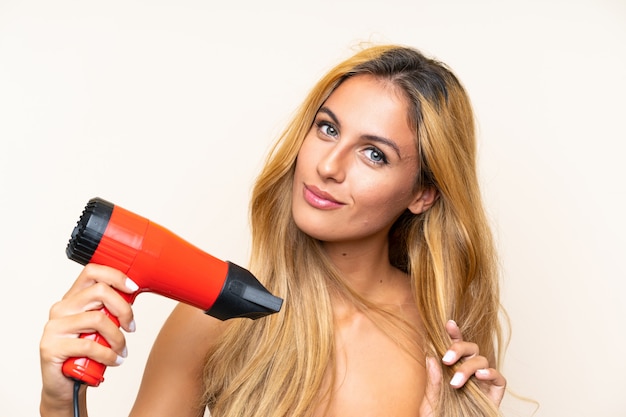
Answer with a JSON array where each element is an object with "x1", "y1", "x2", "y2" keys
[{"x1": 1, "y1": 1, "x2": 624, "y2": 416}]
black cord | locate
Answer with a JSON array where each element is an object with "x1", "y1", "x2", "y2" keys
[{"x1": 73, "y1": 379, "x2": 82, "y2": 417}]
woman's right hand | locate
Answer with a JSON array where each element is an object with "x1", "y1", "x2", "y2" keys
[{"x1": 39, "y1": 264, "x2": 138, "y2": 415}]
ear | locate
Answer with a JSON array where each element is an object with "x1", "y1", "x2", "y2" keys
[{"x1": 407, "y1": 187, "x2": 438, "y2": 215}]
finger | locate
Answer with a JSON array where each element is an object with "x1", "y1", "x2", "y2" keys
[
  {"x1": 474, "y1": 368, "x2": 507, "y2": 406},
  {"x1": 445, "y1": 319, "x2": 463, "y2": 343},
  {"x1": 64, "y1": 264, "x2": 139, "y2": 299},
  {"x1": 41, "y1": 330, "x2": 127, "y2": 368},
  {"x1": 448, "y1": 355, "x2": 490, "y2": 388},
  {"x1": 441, "y1": 340, "x2": 480, "y2": 365},
  {"x1": 419, "y1": 356, "x2": 442, "y2": 417},
  {"x1": 43, "y1": 310, "x2": 129, "y2": 357},
  {"x1": 51, "y1": 283, "x2": 136, "y2": 333}
]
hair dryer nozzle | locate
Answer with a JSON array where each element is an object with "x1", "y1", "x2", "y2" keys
[
  {"x1": 207, "y1": 262, "x2": 283, "y2": 320},
  {"x1": 66, "y1": 198, "x2": 114, "y2": 265}
]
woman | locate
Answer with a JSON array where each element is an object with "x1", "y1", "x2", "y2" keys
[{"x1": 40, "y1": 44, "x2": 506, "y2": 417}]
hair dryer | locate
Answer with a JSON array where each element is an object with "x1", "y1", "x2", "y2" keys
[{"x1": 62, "y1": 197, "x2": 283, "y2": 387}]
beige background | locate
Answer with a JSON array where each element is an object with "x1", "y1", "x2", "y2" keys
[{"x1": 1, "y1": 1, "x2": 624, "y2": 416}]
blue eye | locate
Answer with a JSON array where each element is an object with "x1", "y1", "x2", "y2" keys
[
  {"x1": 364, "y1": 147, "x2": 388, "y2": 164},
  {"x1": 365, "y1": 148, "x2": 386, "y2": 163},
  {"x1": 317, "y1": 121, "x2": 338, "y2": 138}
]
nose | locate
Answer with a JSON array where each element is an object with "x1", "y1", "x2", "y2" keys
[{"x1": 317, "y1": 143, "x2": 347, "y2": 183}]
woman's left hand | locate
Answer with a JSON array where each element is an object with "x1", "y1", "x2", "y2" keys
[
  {"x1": 442, "y1": 319, "x2": 506, "y2": 403},
  {"x1": 420, "y1": 320, "x2": 506, "y2": 416}
]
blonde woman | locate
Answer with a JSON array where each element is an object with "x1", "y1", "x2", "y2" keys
[{"x1": 40, "y1": 45, "x2": 507, "y2": 417}]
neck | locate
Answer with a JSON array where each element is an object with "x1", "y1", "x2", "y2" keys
[{"x1": 323, "y1": 237, "x2": 406, "y2": 305}]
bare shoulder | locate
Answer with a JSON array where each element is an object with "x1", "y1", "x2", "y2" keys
[{"x1": 129, "y1": 302, "x2": 231, "y2": 417}]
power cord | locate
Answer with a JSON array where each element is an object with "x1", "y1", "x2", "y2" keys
[{"x1": 73, "y1": 379, "x2": 82, "y2": 417}]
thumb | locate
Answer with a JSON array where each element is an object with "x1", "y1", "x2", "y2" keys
[{"x1": 420, "y1": 356, "x2": 442, "y2": 417}]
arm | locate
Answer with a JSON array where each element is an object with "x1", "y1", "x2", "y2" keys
[{"x1": 128, "y1": 302, "x2": 230, "y2": 417}]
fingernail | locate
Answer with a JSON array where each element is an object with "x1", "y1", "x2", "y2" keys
[
  {"x1": 448, "y1": 319, "x2": 458, "y2": 327},
  {"x1": 125, "y1": 277, "x2": 139, "y2": 292},
  {"x1": 115, "y1": 355, "x2": 125, "y2": 366},
  {"x1": 476, "y1": 368, "x2": 489, "y2": 376},
  {"x1": 442, "y1": 350, "x2": 455, "y2": 363},
  {"x1": 128, "y1": 319, "x2": 136, "y2": 333},
  {"x1": 450, "y1": 372, "x2": 463, "y2": 387},
  {"x1": 121, "y1": 346, "x2": 128, "y2": 358}
]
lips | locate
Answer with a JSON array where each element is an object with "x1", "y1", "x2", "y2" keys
[{"x1": 303, "y1": 184, "x2": 345, "y2": 209}]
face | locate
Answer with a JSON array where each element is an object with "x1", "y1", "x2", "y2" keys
[{"x1": 292, "y1": 74, "x2": 432, "y2": 245}]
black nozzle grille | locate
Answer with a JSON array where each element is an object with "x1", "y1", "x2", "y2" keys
[
  {"x1": 66, "y1": 197, "x2": 114, "y2": 265},
  {"x1": 207, "y1": 262, "x2": 283, "y2": 320}
]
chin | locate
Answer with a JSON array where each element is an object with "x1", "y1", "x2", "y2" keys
[{"x1": 292, "y1": 215, "x2": 336, "y2": 242}]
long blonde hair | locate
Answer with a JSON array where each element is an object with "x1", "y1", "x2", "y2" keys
[{"x1": 203, "y1": 44, "x2": 504, "y2": 417}]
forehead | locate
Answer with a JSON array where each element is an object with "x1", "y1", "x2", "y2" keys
[
  {"x1": 322, "y1": 75, "x2": 416, "y2": 146},
  {"x1": 328, "y1": 74, "x2": 407, "y2": 107}
]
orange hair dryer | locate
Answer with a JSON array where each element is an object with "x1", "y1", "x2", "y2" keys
[{"x1": 62, "y1": 197, "x2": 283, "y2": 387}]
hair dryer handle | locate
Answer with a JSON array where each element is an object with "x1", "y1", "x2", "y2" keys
[{"x1": 62, "y1": 291, "x2": 133, "y2": 387}]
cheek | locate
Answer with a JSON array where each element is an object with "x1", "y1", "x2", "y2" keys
[
  {"x1": 294, "y1": 136, "x2": 315, "y2": 176},
  {"x1": 355, "y1": 175, "x2": 417, "y2": 214},
  {"x1": 292, "y1": 146, "x2": 312, "y2": 204}
]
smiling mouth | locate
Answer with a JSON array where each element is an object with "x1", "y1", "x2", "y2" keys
[{"x1": 303, "y1": 185, "x2": 345, "y2": 209}]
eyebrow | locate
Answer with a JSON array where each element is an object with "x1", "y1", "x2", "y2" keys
[{"x1": 317, "y1": 106, "x2": 402, "y2": 158}]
